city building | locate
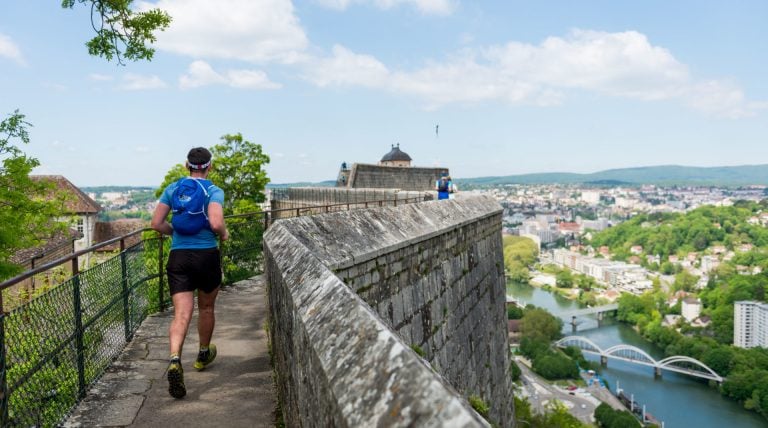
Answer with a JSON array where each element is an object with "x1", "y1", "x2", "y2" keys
[
  {"x1": 682, "y1": 297, "x2": 702, "y2": 322},
  {"x1": 581, "y1": 190, "x2": 600, "y2": 205},
  {"x1": 734, "y1": 301, "x2": 768, "y2": 349},
  {"x1": 30, "y1": 175, "x2": 101, "y2": 252}
]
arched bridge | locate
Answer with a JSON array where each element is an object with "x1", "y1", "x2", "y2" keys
[{"x1": 555, "y1": 336, "x2": 724, "y2": 383}]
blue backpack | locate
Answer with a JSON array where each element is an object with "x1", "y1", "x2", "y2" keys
[{"x1": 170, "y1": 178, "x2": 215, "y2": 235}]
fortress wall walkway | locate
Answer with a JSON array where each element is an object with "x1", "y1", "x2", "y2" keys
[{"x1": 64, "y1": 277, "x2": 275, "y2": 428}]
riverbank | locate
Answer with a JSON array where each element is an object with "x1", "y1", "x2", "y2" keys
[
  {"x1": 527, "y1": 271, "x2": 621, "y2": 304},
  {"x1": 507, "y1": 279, "x2": 768, "y2": 428}
]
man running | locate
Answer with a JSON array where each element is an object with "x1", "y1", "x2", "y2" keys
[{"x1": 151, "y1": 147, "x2": 229, "y2": 399}]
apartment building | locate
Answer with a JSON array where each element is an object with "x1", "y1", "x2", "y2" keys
[{"x1": 734, "y1": 301, "x2": 768, "y2": 349}]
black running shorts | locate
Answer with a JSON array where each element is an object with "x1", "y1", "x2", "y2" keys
[{"x1": 166, "y1": 248, "x2": 222, "y2": 295}]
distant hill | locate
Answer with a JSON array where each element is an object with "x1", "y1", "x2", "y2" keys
[{"x1": 457, "y1": 165, "x2": 768, "y2": 187}]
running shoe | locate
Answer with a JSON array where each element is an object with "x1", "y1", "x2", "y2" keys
[
  {"x1": 194, "y1": 344, "x2": 217, "y2": 371},
  {"x1": 167, "y1": 359, "x2": 186, "y2": 398}
]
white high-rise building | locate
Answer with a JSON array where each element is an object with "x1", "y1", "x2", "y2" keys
[{"x1": 734, "y1": 301, "x2": 768, "y2": 348}]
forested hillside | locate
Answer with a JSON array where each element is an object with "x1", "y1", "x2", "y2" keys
[{"x1": 588, "y1": 200, "x2": 768, "y2": 420}]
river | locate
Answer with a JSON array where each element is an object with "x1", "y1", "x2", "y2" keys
[{"x1": 507, "y1": 280, "x2": 767, "y2": 428}]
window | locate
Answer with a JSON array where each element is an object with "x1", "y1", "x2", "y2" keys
[{"x1": 77, "y1": 218, "x2": 84, "y2": 234}]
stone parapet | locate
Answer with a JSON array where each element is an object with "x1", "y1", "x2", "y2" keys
[
  {"x1": 270, "y1": 187, "x2": 431, "y2": 220},
  {"x1": 264, "y1": 196, "x2": 512, "y2": 427},
  {"x1": 347, "y1": 163, "x2": 449, "y2": 191}
]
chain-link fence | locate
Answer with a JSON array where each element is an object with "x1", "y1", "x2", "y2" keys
[{"x1": 0, "y1": 235, "x2": 167, "y2": 427}]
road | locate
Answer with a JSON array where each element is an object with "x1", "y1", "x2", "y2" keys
[{"x1": 515, "y1": 356, "x2": 600, "y2": 425}]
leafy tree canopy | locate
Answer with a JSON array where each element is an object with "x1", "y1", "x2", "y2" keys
[
  {"x1": 62, "y1": 0, "x2": 171, "y2": 65},
  {"x1": 520, "y1": 306, "x2": 563, "y2": 342},
  {"x1": 0, "y1": 111, "x2": 67, "y2": 280}
]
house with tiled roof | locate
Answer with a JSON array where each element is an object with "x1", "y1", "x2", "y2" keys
[{"x1": 31, "y1": 175, "x2": 101, "y2": 252}]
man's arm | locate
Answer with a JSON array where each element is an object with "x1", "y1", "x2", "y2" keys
[
  {"x1": 207, "y1": 202, "x2": 229, "y2": 241},
  {"x1": 151, "y1": 202, "x2": 173, "y2": 235}
]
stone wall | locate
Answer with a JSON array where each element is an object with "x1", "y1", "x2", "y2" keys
[
  {"x1": 346, "y1": 163, "x2": 449, "y2": 191},
  {"x1": 264, "y1": 196, "x2": 513, "y2": 427},
  {"x1": 270, "y1": 187, "x2": 431, "y2": 220}
]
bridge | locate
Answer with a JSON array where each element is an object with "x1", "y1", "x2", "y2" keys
[
  {"x1": 557, "y1": 303, "x2": 619, "y2": 330},
  {"x1": 556, "y1": 336, "x2": 724, "y2": 383}
]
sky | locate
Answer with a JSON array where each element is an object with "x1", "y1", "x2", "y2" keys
[{"x1": 1, "y1": 1, "x2": 767, "y2": 187}]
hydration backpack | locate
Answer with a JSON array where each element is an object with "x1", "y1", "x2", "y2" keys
[
  {"x1": 438, "y1": 179, "x2": 450, "y2": 192},
  {"x1": 170, "y1": 178, "x2": 214, "y2": 235}
]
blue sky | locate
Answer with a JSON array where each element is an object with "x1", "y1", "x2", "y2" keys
[{"x1": 1, "y1": 0, "x2": 766, "y2": 186}]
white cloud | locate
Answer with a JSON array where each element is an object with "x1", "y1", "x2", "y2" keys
[
  {"x1": 135, "y1": 146, "x2": 150, "y2": 153},
  {"x1": 303, "y1": 30, "x2": 760, "y2": 117},
  {"x1": 119, "y1": 74, "x2": 168, "y2": 91},
  {"x1": 179, "y1": 60, "x2": 281, "y2": 90},
  {"x1": 89, "y1": 73, "x2": 114, "y2": 81},
  {"x1": 304, "y1": 45, "x2": 389, "y2": 87},
  {"x1": 0, "y1": 33, "x2": 25, "y2": 65},
  {"x1": 315, "y1": 0, "x2": 456, "y2": 15},
  {"x1": 42, "y1": 82, "x2": 68, "y2": 92},
  {"x1": 138, "y1": 0, "x2": 308, "y2": 63}
]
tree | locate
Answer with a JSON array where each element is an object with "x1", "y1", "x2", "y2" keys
[
  {"x1": 0, "y1": 111, "x2": 67, "y2": 280},
  {"x1": 672, "y1": 270, "x2": 699, "y2": 292},
  {"x1": 209, "y1": 133, "x2": 271, "y2": 215},
  {"x1": 62, "y1": 0, "x2": 171, "y2": 65},
  {"x1": 520, "y1": 307, "x2": 563, "y2": 342},
  {"x1": 556, "y1": 269, "x2": 574, "y2": 288}
]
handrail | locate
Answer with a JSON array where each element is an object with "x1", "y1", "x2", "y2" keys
[{"x1": 0, "y1": 229, "x2": 147, "y2": 292}]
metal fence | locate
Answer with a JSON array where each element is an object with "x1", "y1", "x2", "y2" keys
[{"x1": 0, "y1": 197, "x2": 422, "y2": 427}]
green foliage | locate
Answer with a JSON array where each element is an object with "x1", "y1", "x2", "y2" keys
[
  {"x1": 61, "y1": 0, "x2": 171, "y2": 64},
  {"x1": 507, "y1": 304, "x2": 524, "y2": 320},
  {"x1": 556, "y1": 269, "x2": 574, "y2": 288},
  {"x1": 519, "y1": 336, "x2": 551, "y2": 360},
  {"x1": 672, "y1": 270, "x2": 699, "y2": 292},
  {"x1": 209, "y1": 133, "x2": 271, "y2": 215},
  {"x1": 588, "y1": 203, "x2": 768, "y2": 263},
  {"x1": 514, "y1": 395, "x2": 589, "y2": 428},
  {"x1": 468, "y1": 395, "x2": 490, "y2": 419},
  {"x1": 520, "y1": 307, "x2": 563, "y2": 342},
  {"x1": 0, "y1": 111, "x2": 68, "y2": 281},
  {"x1": 410, "y1": 344, "x2": 425, "y2": 358},
  {"x1": 594, "y1": 403, "x2": 641, "y2": 427},
  {"x1": 509, "y1": 359, "x2": 521, "y2": 381},
  {"x1": 502, "y1": 235, "x2": 538, "y2": 283},
  {"x1": 532, "y1": 352, "x2": 579, "y2": 380}
]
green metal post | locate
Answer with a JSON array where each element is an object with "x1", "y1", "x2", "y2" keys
[
  {"x1": 0, "y1": 291, "x2": 8, "y2": 425},
  {"x1": 158, "y1": 233, "x2": 166, "y2": 312},
  {"x1": 120, "y1": 238, "x2": 131, "y2": 340},
  {"x1": 71, "y1": 257, "x2": 86, "y2": 399}
]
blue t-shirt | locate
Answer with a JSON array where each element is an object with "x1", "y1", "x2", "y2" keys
[{"x1": 159, "y1": 178, "x2": 225, "y2": 250}]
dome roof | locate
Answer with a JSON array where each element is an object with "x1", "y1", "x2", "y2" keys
[{"x1": 381, "y1": 144, "x2": 412, "y2": 162}]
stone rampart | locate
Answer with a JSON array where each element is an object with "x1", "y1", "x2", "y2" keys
[
  {"x1": 264, "y1": 196, "x2": 512, "y2": 427},
  {"x1": 347, "y1": 163, "x2": 449, "y2": 191},
  {"x1": 270, "y1": 187, "x2": 432, "y2": 220}
]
